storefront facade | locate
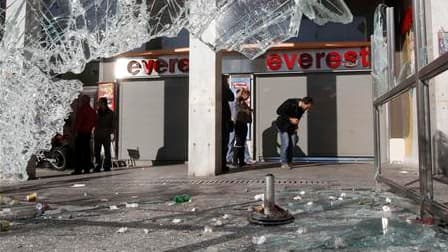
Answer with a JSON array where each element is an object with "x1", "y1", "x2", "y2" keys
[{"x1": 99, "y1": 42, "x2": 372, "y2": 163}]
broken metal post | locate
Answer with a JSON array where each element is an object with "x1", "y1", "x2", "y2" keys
[
  {"x1": 264, "y1": 174, "x2": 275, "y2": 215},
  {"x1": 249, "y1": 174, "x2": 294, "y2": 225}
]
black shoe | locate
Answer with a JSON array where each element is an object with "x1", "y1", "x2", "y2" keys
[
  {"x1": 83, "y1": 170, "x2": 90, "y2": 174},
  {"x1": 103, "y1": 168, "x2": 111, "y2": 172},
  {"x1": 71, "y1": 171, "x2": 82, "y2": 175},
  {"x1": 93, "y1": 168, "x2": 101, "y2": 173}
]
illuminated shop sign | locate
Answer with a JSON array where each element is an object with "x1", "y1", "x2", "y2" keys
[
  {"x1": 115, "y1": 56, "x2": 189, "y2": 79},
  {"x1": 265, "y1": 47, "x2": 370, "y2": 72}
]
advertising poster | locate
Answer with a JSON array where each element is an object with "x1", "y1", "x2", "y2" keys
[
  {"x1": 97, "y1": 82, "x2": 116, "y2": 111},
  {"x1": 229, "y1": 75, "x2": 251, "y2": 98}
]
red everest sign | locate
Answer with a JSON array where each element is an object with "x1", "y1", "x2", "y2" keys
[
  {"x1": 115, "y1": 56, "x2": 189, "y2": 78},
  {"x1": 265, "y1": 47, "x2": 370, "y2": 72},
  {"x1": 128, "y1": 58, "x2": 189, "y2": 75},
  {"x1": 115, "y1": 47, "x2": 370, "y2": 79}
]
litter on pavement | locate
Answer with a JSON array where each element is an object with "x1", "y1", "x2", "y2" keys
[{"x1": 71, "y1": 184, "x2": 86, "y2": 188}]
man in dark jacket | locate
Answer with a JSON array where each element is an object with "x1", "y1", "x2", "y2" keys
[
  {"x1": 275, "y1": 97, "x2": 313, "y2": 169},
  {"x1": 94, "y1": 97, "x2": 115, "y2": 172},
  {"x1": 222, "y1": 83, "x2": 235, "y2": 173}
]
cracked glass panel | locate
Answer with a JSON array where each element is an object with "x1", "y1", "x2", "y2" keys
[
  {"x1": 0, "y1": 0, "x2": 352, "y2": 181},
  {"x1": 372, "y1": 4, "x2": 389, "y2": 99},
  {"x1": 191, "y1": 0, "x2": 353, "y2": 59}
]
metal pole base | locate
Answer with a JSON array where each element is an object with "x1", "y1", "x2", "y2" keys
[{"x1": 248, "y1": 204, "x2": 295, "y2": 226}]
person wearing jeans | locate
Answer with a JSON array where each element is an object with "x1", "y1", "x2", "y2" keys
[
  {"x1": 275, "y1": 97, "x2": 313, "y2": 169},
  {"x1": 279, "y1": 130, "x2": 298, "y2": 166},
  {"x1": 233, "y1": 88, "x2": 252, "y2": 168}
]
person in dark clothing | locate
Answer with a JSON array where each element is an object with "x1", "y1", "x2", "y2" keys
[
  {"x1": 73, "y1": 95, "x2": 96, "y2": 175},
  {"x1": 94, "y1": 97, "x2": 115, "y2": 172},
  {"x1": 233, "y1": 89, "x2": 252, "y2": 168},
  {"x1": 222, "y1": 83, "x2": 235, "y2": 173},
  {"x1": 275, "y1": 97, "x2": 313, "y2": 169}
]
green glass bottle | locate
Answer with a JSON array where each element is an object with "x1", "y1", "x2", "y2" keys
[{"x1": 174, "y1": 194, "x2": 191, "y2": 203}]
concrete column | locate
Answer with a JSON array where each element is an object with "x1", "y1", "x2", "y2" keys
[{"x1": 188, "y1": 4, "x2": 223, "y2": 176}]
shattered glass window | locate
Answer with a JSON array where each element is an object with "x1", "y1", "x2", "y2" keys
[
  {"x1": 372, "y1": 4, "x2": 389, "y2": 98},
  {"x1": 0, "y1": 0, "x2": 352, "y2": 181}
]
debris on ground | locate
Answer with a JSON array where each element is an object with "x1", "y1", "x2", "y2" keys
[
  {"x1": 82, "y1": 192, "x2": 88, "y2": 197},
  {"x1": 143, "y1": 229, "x2": 149, "y2": 234},
  {"x1": 334, "y1": 237, "x2": 346, "y2": 249},
  {"x1": 0, "y1": 208, "x2": 11, "y2": 214},
  {"x1": 382, "y1": 205, "x2": 391, "y2": 213},
  {"x1": 293, "y1": 195, "x2": 302, "y2": 201},
  {"x1": 0, "y1": 220, "x2": 10, "y2": 232},
  {"x1": 203, "y1": 226, "x2": 213, "y2": 233},
  {"x1": 109, "y1": 205, "x2": 119, "y2": 210},
  {"x1": 382, "y1": 217, "x2": 389, "y2": 234},
  {"x1": 254, "y1": 194, "x2": 264, "y2": 201},
  {"x1": 300, "y1": 191, "x2": 306, "y2": 195},
  {"x1": 191, "y1": 208, "x2": 197, "y2": 212},
  {"x1": 100, "y1": 199, "x2": 109, "y2": 202},
  {"x1": 385, "y1": 197, "x2": 392, "y2": 204},
  {"x1": 116, "y1": 227, "x2": 128, "y2": 233},
  {"x1": 131, "y1": 196, "x2": 138, "y2": 199},
  {"x1": 297, "y1": 227, "x2": 307, "y2": 234},
  {"x1": 172, "y1": 219, "x2": 182, "y2": 224},
  {"x1": 71, "y1": 184, "x2": 86, "y2": 188},
  {"x1": 125, "y1": 203, "x2": 139, "y2": 208},
  {"x1": 213, "y1": 220, "x2": 223, "y2": 226},
  {"x1": 166, "y1": 202, "x2": 176, "y2": 206},
  {"x1": 173, "y1": 194, "x2": 191, "y2": 204},
  {"x1": 340, "y1": 193, "x2": 346, "y2": 198},
  {"x1": 223, "y1": 214, "x2": 230, "y2": 219},
  {"x1": 35, "y1": 203, "x2": 50, "y2": 216},
  {"x1": 26, "y1": 193, "x2": 37, "y2": 202},
  {"x1": 0, "y1": 195, "x2": 16, "y2": 206},
  {"x1": 414, "y1": 217, "x2": 435, "y2": 225},
  {"x1": 252, "y1": 235, "x2": 266, "y2": 245},
  {"x1": 329, "y1": 196, "x2": 337, "y2": 201},
  {"x1": 306, "y1": 201, "x2": 313, "y2": 206}
]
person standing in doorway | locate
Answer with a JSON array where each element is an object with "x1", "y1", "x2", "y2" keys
[
  {"x1": 275, "y1": 97, "x2": 313, "y2": 169},
  {"x1": 222, "y1": 83, "x2": 235, "y2": 173},
  {"x1": 73, "y1": 95, "x2": 96, "y2": 175},
  {"x1": 94, "y1": 97, "x2": 115, "y2": 172},
  {"x1": 233, "y1": 88, "x2": 253, "y2": 168}
]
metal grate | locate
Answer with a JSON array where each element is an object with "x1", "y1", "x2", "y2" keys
[{"x1": 143, "y1": 178, "x2": 329, "y2": 185}]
